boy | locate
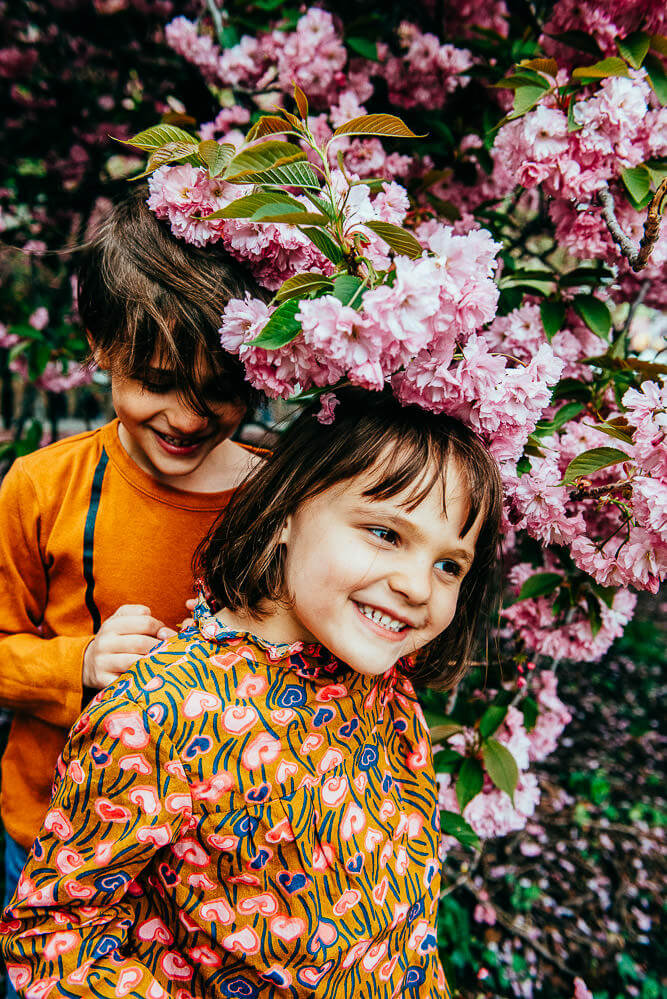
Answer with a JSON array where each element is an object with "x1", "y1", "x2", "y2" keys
[{"x1": 0, "y1": 187, "x2": 263, "y2": 910}]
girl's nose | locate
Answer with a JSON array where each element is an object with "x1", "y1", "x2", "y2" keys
[{"x1": 387, "y1": 561, "x2": 432, "y2": 606}]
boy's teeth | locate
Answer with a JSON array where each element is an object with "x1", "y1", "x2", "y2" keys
[{"x1": 358, "y1": 604, "x2": 404, "y2": 633}]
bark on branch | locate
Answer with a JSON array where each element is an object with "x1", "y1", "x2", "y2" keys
[{"x1": 598, "y1": 178, "x2": 667, "y2": 272}]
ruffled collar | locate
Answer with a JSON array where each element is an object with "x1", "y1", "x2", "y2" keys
[{"x1": 193, "y1": 591, "x2": 347, "y2": 677}]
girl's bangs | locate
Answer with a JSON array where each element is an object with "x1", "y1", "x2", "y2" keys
[{"x1": 362, "y1": 431, "x2": 489, "y2": 538}]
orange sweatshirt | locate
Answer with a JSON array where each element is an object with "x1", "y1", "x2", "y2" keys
[{"x1": 0, "y1": 419, "x2": 250, "y2": 849}]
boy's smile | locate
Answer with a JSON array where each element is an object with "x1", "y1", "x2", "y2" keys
[{"x1": 109, "y1": 362, "x2": 248, "y2": 490}]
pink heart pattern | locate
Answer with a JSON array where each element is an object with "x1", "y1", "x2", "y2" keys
[{"x1": 1, "y1": 609, "x2": 450, "y2": 997}]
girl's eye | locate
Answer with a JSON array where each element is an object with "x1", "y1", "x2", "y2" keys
[
  {"x1": 368, "y1": 527, "x2": 398, "y2": 544},
  {"x1": 435, "y1": 559, "x2": 463, "y2": 577}
]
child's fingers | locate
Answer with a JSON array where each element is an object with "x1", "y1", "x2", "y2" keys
[
  {"x1": 90, "y1": 654, "x2": 151, "y2": 689},
  {"x1": 157, "y1": 626, "x2": 177, "y2": 640},
  {"x1": 104, "y1": 614, "x2": 168, "y2": 638},
  {"x1": 111, "y1": 604, "x2": 153, "y2": 617},
  {"x1": 185, "y1": 598, "x2": 197, "y2": 611},
  {"x1": 104, "y1": 634, "x2": 166, "y2": 657},
  {"x1": 177, "y1": 617, "x2": 195, "y2": 631}
]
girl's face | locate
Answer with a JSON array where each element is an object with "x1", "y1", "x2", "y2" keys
[{"x1": 275, "y1": 458, "x2": 482, "y2": 677}]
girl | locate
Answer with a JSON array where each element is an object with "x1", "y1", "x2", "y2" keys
[{"x1": 0, "y1": 388, "x2": 502, "y2": 999}]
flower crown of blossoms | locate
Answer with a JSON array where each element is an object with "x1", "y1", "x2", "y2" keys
[{"x1": 124, "y1": 86, "x2": 563, "y2": 463}]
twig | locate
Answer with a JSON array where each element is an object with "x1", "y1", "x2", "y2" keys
[
  {"x1": 205, "y1": 0, "x2": 225, "y2": 44},
  {"x1": 598, "y1": 179, "x2": 667, "y2": 272},
  {"x1": 459, "y1": 882, "x2": 578, "y2": 977}
]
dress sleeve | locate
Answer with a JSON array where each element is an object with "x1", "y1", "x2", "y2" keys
[
  {"x1": 0, "y1": 686, "x2": 194, "y2": 997},
  {"x1": 0, "y1": 461, "x2": 88, "y2": 728}
]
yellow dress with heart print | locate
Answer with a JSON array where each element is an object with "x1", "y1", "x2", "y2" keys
[{"x1": 0, "y1": 597, "x2": 450, "y2": 999}]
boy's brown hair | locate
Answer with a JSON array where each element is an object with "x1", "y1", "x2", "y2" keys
[
  {"x1": 78, "y1": 186, "x2": 261, "y2": 415},
  {"x1": 195, "y1": 388, "x2": 503, "y2": 688}
]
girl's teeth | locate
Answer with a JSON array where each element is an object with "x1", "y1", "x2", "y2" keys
[{"x1": 359, "y1": 604, "x2": 404, "y2": 633}]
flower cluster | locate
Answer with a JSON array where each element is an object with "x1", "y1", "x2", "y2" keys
[
  {"x1": 437, "y1": 691, "x2": 571, "y2": 842},
  {"x1": 493, "y1": 70, "x2": 667, "y2": 301},
  {"x1": 380, "y1": 22, "x2": 473, "y2": 110},
  {"x1": 503, "y1": 562, "x2": 638, "y2": 662}
]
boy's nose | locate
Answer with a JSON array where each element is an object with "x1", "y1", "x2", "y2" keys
[{"x1": 164, "y1": 404, "x2": 210, "y2": 436}]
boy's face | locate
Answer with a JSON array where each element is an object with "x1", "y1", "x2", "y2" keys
[
  {"x1": 273, "y1": 458, "x2": 482, "y2": 677},
  {"x1": 109, "y1": 361, "x2": 246, "y2": 486}
]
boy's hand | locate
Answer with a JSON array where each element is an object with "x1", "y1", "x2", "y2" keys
[
  {"x1": 82, "y1": 605, "x2": 176, "y2": 689},
  {"x1": 177, "y1": 597, "x2": 198, "y2": 631}
]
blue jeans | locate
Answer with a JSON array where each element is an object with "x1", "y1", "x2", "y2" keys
[{"x1": 3, "y1": 835, "x2": 29, "y2": 999}]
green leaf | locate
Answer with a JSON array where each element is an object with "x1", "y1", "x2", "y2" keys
[
  {"x1": 299, "y1": 227, "x2": 343, "y2": 264},
  {"x1": 519, "y1": 57, "x2": 559, "y2": 78},
  {"x1": 293, "y1": 83, "x2": 308, "y2": 120},
  {"x1": 616, "y1": 31, "x2": 650, "y2": 70},
  {"x1": 479, "y1": 705, "x2": 508, "y2": 740},
  {"x1": 644, "y1": 52, "x2": 667, "y2": 105},
  {"x1": 650, "y1": 34, "x2": 667, "y2": 56},
  {"x1": 561, "y1": 446, "x2": 630, "y2": 484},
  {"x1": 456, "y1": 758, "x2": 484, "y2": 812},
  {"x1": 228, "y1": 159, "x2": 321, "y2": 189},
  {"x1": 593, "y1": 419, "x2": 635, "y2": 444},
  {"x1": 122, "y1": 123, "x2": 197, "y2": 150},
  {"x1": 586, "y1": 354, "x2": 667, "y2": 377},
  {"x1": 572, "y1": 57, "x2": 630, "y2": 81},
  {"x1": 548, "y1": 31, "x2": 603, "y2": 57},
  {"x1": 591, "y1": 581, "x2": 617, "y2": 608},
  {"x1": 246, "y1": 116, "x2": 293, "y2": 141},
  {"x1": 203, "y1": 191, "x2": 303, "y2": 220},
  {"x1": 8, "y1": 341, "x2": 30, "y2": 363},
  {"x1": 494, "y1": 71, "x2": 551, "y2": 91},
  {"x1": 567, "y1": 97, "x2": 584, "y2": 132},
  {"x1": 534, "y1": 402, "x2": 584, "y2": 436},
  {"x1": 429, "y1": 722, "x2": 464, "y2": 742},
  {"x1": 573, "y1": 293, "x2": 612, "y2": 338},
  {"x1": 346, "y1": 37, "x2": 379, "y2": 61},
  {"x1": 198, "y1": 140, "x2": 235, "y2": 177},
  {"x1": 224, "y1": 140, "x2": 307, "y2": 179},
  {"x1": 361, "y1": 221, "x2": 422, "y2": 259},
  {"x1": 332, "y1": 274, "x2": 365, "y2": 307},
  {"x1": 250, "y1": 204, "x2": 329, "y2": 225},
  {"x1": 482, "y1": 739, "x2": 519, "y2": 800},
  {"x1": 621, "y1": 165, "x2": 652, "y2": 205},
  {"x1": 559, "y1": 264, "x2": 615, "y2": 287},
  {"x1": 246, "y1": 299, "x2": 302, "y2": 350},
  {"x1": 439, "y1": 810, "x2": 481, "y2": 850},
  {"x1": 540, "y1": 299, "x2": 565, "y2": 340},
  {"x1": 517, "y1": 573, "x2": 564, "y2": 601},
  {"x1": 274, "y1": 273, "x2": 334, "y2": 303},
  {"x1": 520, "y1": 697, "x2": 539, "y2": 732},
  {"x1": 506, "y1": 85, "x2": 547, "y2": 121},
  {"x1": 499, "y1": 270, "x2": 555, "y2": 295},
  {"x1": 332, "y1": 114, "x2": 426, "y2": 139},
  {"x1": 129, "y1": 140, "x2": 199, "y2": 179}
]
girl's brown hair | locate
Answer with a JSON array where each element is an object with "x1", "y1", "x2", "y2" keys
[
  {"x1": 78, "y1": 186, "x2": 262, "y2": 415},
  {"x1": 195, "y1": 388, "x2": 503, "y2": 688}
]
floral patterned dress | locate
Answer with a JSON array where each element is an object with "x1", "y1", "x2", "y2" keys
[{"x1": 0, "y1": 598, "x2": 449, "y2": 998}]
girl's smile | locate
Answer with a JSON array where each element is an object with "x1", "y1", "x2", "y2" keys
[{"x1": 220, "y1": 455, "x2": 482, "y2": 677}]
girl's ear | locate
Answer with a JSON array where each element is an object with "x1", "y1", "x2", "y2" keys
[{"x1": 279, "y1": 516, "x2": 292, "y2": 545}]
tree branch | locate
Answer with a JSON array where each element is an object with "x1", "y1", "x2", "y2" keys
[{"x1": 598, "y1": 179, "x2": 667, "y2": 272}]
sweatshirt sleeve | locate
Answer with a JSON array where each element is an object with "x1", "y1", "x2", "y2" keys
[
  {"x1": 0, "y1": 688, "x2": 194, "y2": 997},
  {"x1": 0, "y1": 460, "x2": 89, "y2": 728}
]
